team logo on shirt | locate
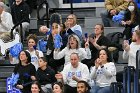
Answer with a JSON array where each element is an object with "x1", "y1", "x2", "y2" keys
[
  {"x1": 67, "y1": 71, "x2": 81, "y2": 78},
  {"x1": 96, "y1": 69, "x2": 104, "y2": 75},
  {"x1": 31, "y1": 56, "x2": 38, "y2": 62}
]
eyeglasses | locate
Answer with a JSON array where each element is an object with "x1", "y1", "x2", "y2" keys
[{"x1": 66, "y1": 18, "x2": 74, "y2": 20}]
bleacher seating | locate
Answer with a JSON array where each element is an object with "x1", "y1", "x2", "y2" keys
[
  {"x1": 0, "y1": 1, "x2": 132, "y2": 92},
  {"x1": 0, "y1": 65, "x2": 15, "y2": 92},
  {"x1": 64, "y1": 0, "x2": 104, "y2": 3}
]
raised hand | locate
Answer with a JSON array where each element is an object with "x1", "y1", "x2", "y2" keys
[
  {"x1": 110, "y1": 9, "x2": 117, "y2": 16},
  {"x1": 123, "y1": 40, "x2": 130, "y2": 52},
  {"x1": 85, "y1": 38, "x2": 89, "y2": 48},
  {"x1": 95, "y1": 58, "x2": 100, "y2": 69}
]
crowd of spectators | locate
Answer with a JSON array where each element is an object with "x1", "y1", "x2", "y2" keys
[
  {"x1": 63, "y1": 0, "x2": 104, "y2": 3},
  {"x1": 1, "y1": 0, "x2": 140, "y2": 93}
]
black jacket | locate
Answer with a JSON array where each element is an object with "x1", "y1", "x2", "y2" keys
[
  {"x1": 14, "y1": 63, "x2": 36, "y2": 93},
  {"x1": 89, "y1": 35, "x2": 110, "y2": 61},
  {"x1": 36, "y1": 66, "x2": 56, "y2": 85},
  {"x1": 11, "y1": 1, "x2": 30, "y2": 24}
]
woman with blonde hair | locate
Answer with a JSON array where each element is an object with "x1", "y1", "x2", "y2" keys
[
  {"x1": 65, "y1": 14, "x2": 82, "y2": 40},
  {"x1": 54, "y1": 34, "x2": 91, "y2": 66}
]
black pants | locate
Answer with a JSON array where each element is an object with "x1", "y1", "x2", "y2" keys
[{"x1": 64, "y1": 84, "x2": 77, "y2": 93}]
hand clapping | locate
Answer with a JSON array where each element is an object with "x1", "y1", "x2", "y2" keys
[
  {"x1": 123, "y1": 40, "x2": 130, "y2": 52},
  {"x1": 95, "y1": 58, "x2": 103, "y2": 69}
]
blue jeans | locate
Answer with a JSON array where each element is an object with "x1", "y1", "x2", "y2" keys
[{"x1": 90, "y1": 85, "x2": 111, "y2": 93}]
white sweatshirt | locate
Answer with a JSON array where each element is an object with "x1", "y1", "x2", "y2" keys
[
  {"x1": 123, "y1": 42, "x2": 140, "y2": 68},
  {"x1": 54, "y1": 47, "x2": 91, "y2": 66},
  {"x1": 90, "y1": 62, "x2": 116, "y2": 87},
  {"x1": 62, "y1": 62, "x2": 89, "y2": 87}
]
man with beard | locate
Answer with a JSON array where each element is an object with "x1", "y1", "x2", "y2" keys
[
  {"x1": 77, "y1": 80, "x2": 90, "y2": 93},
  {"x1": 116, "y1": 26, "x2": 140, "y2": 82},
  {"x1": 123, "y1": 28, "x2": 140, "y2": 68}
]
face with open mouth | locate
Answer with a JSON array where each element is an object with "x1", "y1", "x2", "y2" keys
[{"x1": 69, "y1": 36, "x2": 78, "y2": 49}]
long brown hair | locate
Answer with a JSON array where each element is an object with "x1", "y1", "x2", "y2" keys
[
  {"x1": 27, "y1": 34, "x2": 38, "y2": 45},
  {"x1": 52, "y1": 82, "x2": 64, "y2": 93},
  {"x1": 31, "y1": 81, "x2": 45, "y2": 93}
]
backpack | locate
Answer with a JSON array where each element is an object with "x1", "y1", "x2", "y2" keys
[
  {"x1": 106, "y1": 32, "x2": 124, "y2": 62},
  {"x1": 106, "y1": 32, "x2": 123, "y2": 49}
]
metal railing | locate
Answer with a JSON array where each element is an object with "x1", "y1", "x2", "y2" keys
[
  {"x1": 37, "y1": 0, "x2": 49, "y2": 27},
  {"x1": 10, "y1": 21, "x2": 23, "y2": 43}
]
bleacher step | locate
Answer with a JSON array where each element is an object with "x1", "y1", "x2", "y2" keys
[
  {"x1": 0, "y1": 72, "x2": 13, "y2": 79},
  {"x1": 0, "y1": 87, "x2": 6, "y2": 93},
  {"x1": 115, "y1": 63, "x2": 128, "y2": 72},
  {"x1": 95, "y1": 7, "x2": 105, "y2": 17},
  {"x1": 84, "y1": 17, "x2": 102, "y2": 28},
  {"x1": 82, "y1": 27, "x2": 125, "y2": 36},
  {"x1": 0, "y1": 66, "x2": 15, "y2": 72},
  {"x1": 0, "y1": 79, "x2": 6, "y2": 87}
]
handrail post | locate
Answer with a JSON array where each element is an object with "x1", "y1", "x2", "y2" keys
[
  {"x1": 70, "y1": 0, "x2": 73, "y2": 14},
  {"x1": 19, "y1": 24, "x2": 23, "y2": 43},
  {"x1": 37, "y1": 0, "x2": 50, "y2": 27},
  {"x1": 44, "y1": 0, "x2": 49, "y2": 27}
]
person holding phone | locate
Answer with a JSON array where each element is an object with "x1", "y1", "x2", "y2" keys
[
  {"x1": 123, "y1": 29, "x2": 140, "y2": 68},
  {"x1": 84, "y1": 24, "x2": 110, "y2": 68},
  {"x1": 116, "y1": 27, "x2": 140, "y2": 82}
]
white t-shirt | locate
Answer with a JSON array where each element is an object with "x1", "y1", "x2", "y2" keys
[{"x1": 26, "y1": 50, "x2": 44, "y2": 70}]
